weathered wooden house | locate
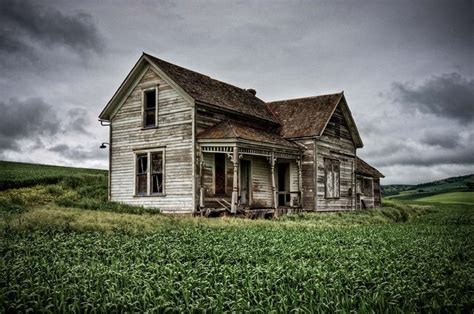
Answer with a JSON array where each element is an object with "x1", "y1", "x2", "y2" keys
[{"x1": 99, "y1": 53, "x2": 383, "y2": 214}]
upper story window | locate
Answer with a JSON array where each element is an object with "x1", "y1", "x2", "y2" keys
[{"x1": 143, "y1": 86, "x2": 158, "y2": 128}]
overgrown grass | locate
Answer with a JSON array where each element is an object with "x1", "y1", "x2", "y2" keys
[
  {"x1": 0, "y1": 160, "x2": 106, "y2": 190},
  {"x1": 0, "y1": 172, "x2": 156, "y2": 215},
  {"x1": 1, "y1": 203, "x2": 472, "y2": 312}
]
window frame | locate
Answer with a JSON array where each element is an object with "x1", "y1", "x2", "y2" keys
[
  {"x1": 324, "y1": 158, "x2": 341, "y2": 199},
  {"x1": 133, "y1": 147, "x2": 166, "y2": 197},
  {"x1": 141, "y1": 85, "x2": 159, "y2": 129}
]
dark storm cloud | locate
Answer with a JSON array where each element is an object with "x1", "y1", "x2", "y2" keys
[
  {"x1": 364, "y1": 138, "x2": 474, "y2": 167},
  {"x1": 392, "y1": 73, "x2": 474, "y2": 123},
  {"x1": 67, "y1": 108, "x2": 92, "y2": 135},
  {"x1": 49, "y1": 143, "x2": 105, "y2": 161},
  {"x1": 0, "y1": 98, "x2": 61, "y2": 151},
  {"x1": 421, "y1": 132, "x2": 462, "y2": 149},
  {"x1": 0, "y1": 0, "x2": 103, "y2": 57}
]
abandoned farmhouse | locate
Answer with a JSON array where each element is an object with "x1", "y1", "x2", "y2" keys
[{"x1": 99, "y1": 53, "x2": 384, "y2": 214}]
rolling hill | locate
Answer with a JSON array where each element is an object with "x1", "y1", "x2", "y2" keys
[{"x1": 383, "y1": 174, "x2": 474, "y2": 204}]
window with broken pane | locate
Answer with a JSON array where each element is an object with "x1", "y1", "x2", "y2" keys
[
  {"x1": 136, "y1": 154, "x2": 148, "y2": 195},
  {"x1": 151, "y1": 152, "x2": 164, "y2": 194}
]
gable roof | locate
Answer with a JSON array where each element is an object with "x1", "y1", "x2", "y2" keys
[
  {"x1": 99, "y1": 53, "x2": 278, "y2": 123},
  {"x1": 266, "y1": 92, "x2": 363, "y2": 148},
  {"x1": 355, "y1": 157, "x2": 384, "y2": 178},
  {"x1": 144, "y1": 53, "x2": 278, "y2": 123},
  {"x1": 197, "y1": 120, "x2": 300, "y2": 149}
]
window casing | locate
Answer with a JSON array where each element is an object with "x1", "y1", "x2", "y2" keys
[
  {"x1": 142, "y1": 86, "x2": 158, "y2": 128},
  {"x1": 134, "y1": 149, "x2": 165, "y2": 196},
  {"x1": 324, "y1": 158, "x2": 340, "y2": 199}
]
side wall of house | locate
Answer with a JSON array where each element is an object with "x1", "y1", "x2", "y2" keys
[
  {"x1": 315, "y1": 105, "x2": 356, "y2": 211},
  {"x1": 110, "y1": 66, "x2": 194, "y2": 213},
  {"x1": 293, "y1": 140, "x2": 316, "y2": 210},
  {"x1": 374, "y1": 178, "x2": 381, "y2": 207}
]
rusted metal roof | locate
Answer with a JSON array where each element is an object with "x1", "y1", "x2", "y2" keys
[
  {"x1": 145, "y1": 53, "x2": 278, "y2": 123},
  {"x1": 355, "y1": 157, "x2": 384, "y2": 178},
  {"x1": 266, "y1": 93, "x2": 343, "y2": 138},
  {"x1": 197, "y1": 120, "x2": 300, "y2": 149}
]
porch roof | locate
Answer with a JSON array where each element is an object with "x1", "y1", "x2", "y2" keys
[
  {"x1": 355, "y1": 157, "x2": 385, "y2": 178},
  {"x1": 197, "y1": 120, "x2": 301, "y2": 150}
]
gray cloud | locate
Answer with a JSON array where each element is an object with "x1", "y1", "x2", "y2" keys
[
  {"x1": 67, "y1": 108, "x2": 92, "y2": 135},
  {"x1": 49, "y1": 143, "x2": 105, "y2": 161},
  {"x1": 392, "y1": 73, "x2": 474, "y2": 123},
  {"x1": 0, "y1": 98, "x2": 61, "y2": 151},
  {"x1": 0, "y1": 0, "x2": 104, "y2": 57},
  {"x1": 421, "y1": 132, "x2": 462, "y2": 149}
]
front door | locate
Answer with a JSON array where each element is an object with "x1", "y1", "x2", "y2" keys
[
  {"x1": 277, "y1": 163, "x2": 290, "y2": 206},
  {"x1": 240, "y1": 160, "x2": 251, "y2": 205},
  {"x1": 214, "y1": 154, "x2": 226, "y2": 195}
]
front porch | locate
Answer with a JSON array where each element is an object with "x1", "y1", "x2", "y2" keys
[{"x1": 197, "y1": 142, "x2": 303, "y2": 215}]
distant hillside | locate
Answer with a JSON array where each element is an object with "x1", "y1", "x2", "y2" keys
[
  {"x1": 0, "y1": 160, "x2": 106, "y2": 190},
  {"x1": 383, "y1": 174, "x2": 474, "y2": 201}
]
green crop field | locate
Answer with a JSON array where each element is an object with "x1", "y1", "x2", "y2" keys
[
  {"x1": 1, "y1": 161, "x2": 473, "y2": 312},
  {"x1": 0, "y1": 161, "x2": 106, "y2": 190},
  {"x1": 415, "y1": 191, "x2": 474, "y2": 205}
]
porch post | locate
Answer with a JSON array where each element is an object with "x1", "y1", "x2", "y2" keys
[
  {"x1": 198, "y1": 148, "x2": 204, "y2": 208},
  {"x1": 231, "y1": 146, "x2": 239, "y2": 214},
  {"x1": 297, "y1": 158, "x2": 303, "y2": 208},
  {"x1": 269, "y1": 153, "x2": 277, "y2": 210}
]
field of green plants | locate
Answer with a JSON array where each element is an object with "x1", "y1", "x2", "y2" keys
[
  {"x1": 1, "y1": 162, "x2": 473, "y2": 312},
  {"x1": 0, "y1": 161, "x2": 106, "y2": 190}
]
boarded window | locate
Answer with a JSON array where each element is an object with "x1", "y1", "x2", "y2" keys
[
  {"x1": 363, "y1": 178, "x2": 373, "y2": 197},
  {"x1": 136, "y1": 154, "x2": 148, "y2": 195},
  {"x1": 324, "y1": 158, "x2": 340, "y2": 198},
  {"x1": 151, "y1": 152, "x2": 164, "y2": 194},
  {"x1": 214, "y1": 154, "x2": 226, "y2": 195},
  {"x1": 143, "y1": 89, "x2": 157, "y2": 128}
]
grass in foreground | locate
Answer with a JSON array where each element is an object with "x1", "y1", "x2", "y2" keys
[{"x1": 1, "y1": 203, "x2": 473, "y2": 312}]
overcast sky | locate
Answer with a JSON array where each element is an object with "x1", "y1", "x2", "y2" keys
[{"x1": 0, "y1": 0, "x2": 472, "y2": 184}]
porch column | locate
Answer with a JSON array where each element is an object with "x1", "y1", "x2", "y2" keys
[
  {"x1": 198, "y1": 148, "x2": 204, "y2": 208},
  {"x1": 297, "y1": 158, "x2": 303, "y2": 207},
  {"x1": 269, "y1": 153, "x2": 277, "y2": 210},
  {"x1": 231, "y1": 146, "x2": 239, "y2": 214}
]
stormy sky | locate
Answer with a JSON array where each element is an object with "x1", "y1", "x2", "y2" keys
[{"x1": 0, "y1": 0, "x2": 472, "y2": 184}]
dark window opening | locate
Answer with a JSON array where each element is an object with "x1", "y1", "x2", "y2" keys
[
  {"x1": 214, "y1": 154, "x2": 226, "y2": 195},
  {"x1": 136, "y1": 154, "x2": 148, "y2": 195},
  {"x1": 151, "y1": 152, "x2": 164, "y2": 194},
  {"x1": 144, "y1": 89, "x2": 157, "y2": 128}
]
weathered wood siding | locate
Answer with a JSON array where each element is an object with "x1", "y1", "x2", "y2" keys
[
  {"x1": 248, "y1": 156, "x2": 273, "y2": 208},
  {"x1": 315, "y1": 105, "x2": 356, "y2": 211},
  {"x1": 294, "y1": 139, "x2": 316, "y2": 210},
  {"x1": 110, "y1": 66, "x2": 194, "y2": 213},
  {"x1": 374, "y1": 178, "x2": 381, "y2": 207}
]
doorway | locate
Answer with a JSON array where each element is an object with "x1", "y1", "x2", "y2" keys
[
  {"x1": 240, "y1": 159, "x2": 251, "y2": 205},
  {"x1": 214, "y1": 154, "x2": 226, "y2": 195},
  {"x1": 277, "y1": 163, "x2": 290, "y2": 206}
]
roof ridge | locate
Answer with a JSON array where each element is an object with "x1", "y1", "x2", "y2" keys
[
  {"x1": 144, "y1": 52, "x2": 261, "y2": 100},
  {"x1": 267, "y1": 92, "x2": 343, "y2": 104}
]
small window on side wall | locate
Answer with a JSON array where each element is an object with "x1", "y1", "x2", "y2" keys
[
  {"x1": 143, "y1": 87, "x2": 157, "y2": 128},
  {"x1": 324, "y1": 158, "x2": 340, "y2": 199}
]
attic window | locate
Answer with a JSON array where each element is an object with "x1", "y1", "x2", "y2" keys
[{"x1": 143, "y1": 87, "x2": 158, "y2": 128}]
